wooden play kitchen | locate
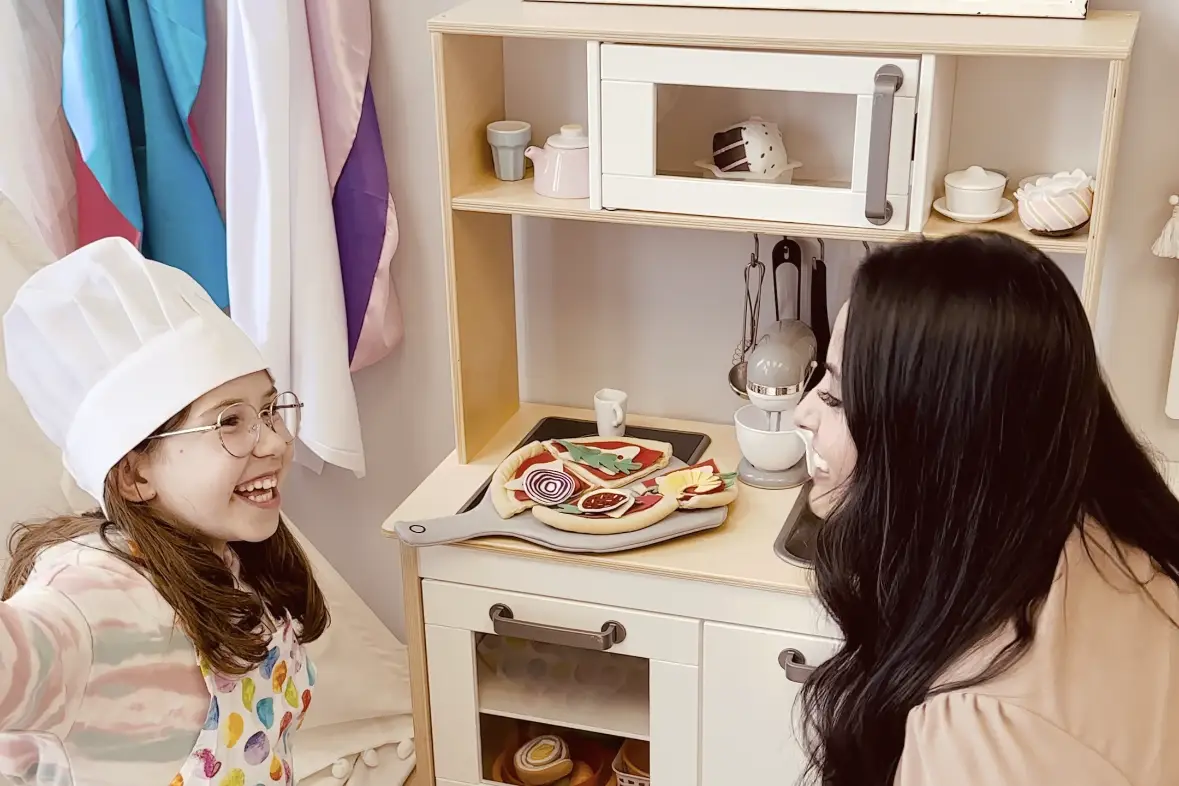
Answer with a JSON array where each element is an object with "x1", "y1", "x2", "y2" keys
[{"x1": 385, "y1": 2, "x2": 1139, "y2": 784}]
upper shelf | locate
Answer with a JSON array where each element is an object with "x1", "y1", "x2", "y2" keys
[
  {"x1": 429, "y1": 0, "x2": 1138, "y2": 59},
  {"x1": 452, "y1": 177, "x2": 1090, "y2": 254}
]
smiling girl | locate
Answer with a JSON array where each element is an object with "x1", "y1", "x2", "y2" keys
[{"x1": 0, "y1": 237, "x2": 327, "y2": 785}]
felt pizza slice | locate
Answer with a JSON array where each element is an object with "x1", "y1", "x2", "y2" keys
[
  {"x1": 531, "y1": 487, "x2": 679, "y2": 535},
  {"x1": 491, "y1": 441, "x2": 587, "y2": 519},
  {"x1": 641, "y1": 459, "x2": 739, "y2": 510},
  {"x1": 543, "y1": 437, "x2": 672, "y2": 489}
]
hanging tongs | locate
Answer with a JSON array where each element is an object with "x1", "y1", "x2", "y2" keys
[{"x1": 808, "y1": 239, "x2": 831, "y2": 390}]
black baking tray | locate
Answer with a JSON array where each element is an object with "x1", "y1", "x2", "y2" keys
[{"x1": 456, "y1": 416, "x2": 712, "y2": 513}]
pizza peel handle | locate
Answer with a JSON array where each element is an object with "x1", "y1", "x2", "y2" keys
[{"x1": 393, "y1": 512, "x2": 495, "y2": 547}]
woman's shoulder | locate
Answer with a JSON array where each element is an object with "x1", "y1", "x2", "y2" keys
[
  {"x1": 898, "y1": 692, "x2": 1129, "y2": 786},
  {"x1": 904, "y1": 525, "x2": 1179, "y2": 785}
]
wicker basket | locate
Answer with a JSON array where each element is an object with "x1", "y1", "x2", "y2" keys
[{"x1": 611, "y1": 740, "x2": 651, "y2": 786}]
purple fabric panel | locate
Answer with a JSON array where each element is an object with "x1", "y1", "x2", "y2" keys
[{"x1": 333, "y1": 79, "x2": 389, "y2": 360}]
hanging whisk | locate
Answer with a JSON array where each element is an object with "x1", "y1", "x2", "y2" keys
[{"x1": 1152, "y1": 195, "x2": 1179, "y2": 259}]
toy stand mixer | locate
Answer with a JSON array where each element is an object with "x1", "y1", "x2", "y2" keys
[{"x1": 734, "y1": 319, "x2": 818, "y2": 489}]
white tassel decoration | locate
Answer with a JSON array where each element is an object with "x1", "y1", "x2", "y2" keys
[
  {"x1": 331, "y1": 757, "x2": 354, "y2": 781},
  {"x1": 1152, "y1": 195, "x2": 1179, "y2": 259}
]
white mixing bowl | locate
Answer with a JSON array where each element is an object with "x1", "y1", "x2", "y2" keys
[{"x1": 734, "y1": 404, "x2": 810, "y2": 472}]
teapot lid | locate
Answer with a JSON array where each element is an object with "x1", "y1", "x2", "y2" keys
[
  {"x1": 546, "y1": 124, "x2": 589, "y2": 150},
  {"x1": 945, "y1": 165, "x2": 1006, "y2": 191}
]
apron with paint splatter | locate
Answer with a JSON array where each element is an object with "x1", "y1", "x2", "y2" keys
[{"x1": 172, "y1": 616, "x2": 316, "y2": 785}]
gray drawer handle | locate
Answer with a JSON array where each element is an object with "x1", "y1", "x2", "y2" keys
[
  {"x1": 864, "y1": 64, "x2": 904, "y2": 226},
  {"x1": 489, "y1": 603, "x2": 627, "y2": 651},
  {"x1": 779, "y1": 648, "x2": 817, "y2": 683}
]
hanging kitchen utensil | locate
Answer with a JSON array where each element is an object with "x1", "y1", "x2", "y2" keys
[
  {"x1": 728, "y1": 235, "x2": 766, "y2": 397},
  {"x1": 807, "y1": 239, "x2": 831, "y2": 392},
  {"x1": 771, "y1": 237, "x2": 803, "y2": 323}
]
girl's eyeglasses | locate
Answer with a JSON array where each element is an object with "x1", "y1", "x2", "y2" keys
[{"x1": 151, "y1": 392, "x2": 303, "y2": 458}]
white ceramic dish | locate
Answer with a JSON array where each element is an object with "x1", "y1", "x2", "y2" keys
[
  {"x1": 944, "y1": 165, "x2": 1007, "y2": 216},
  {"x1": 695, "y1": 159, "x2": 802, "y2": 184},
  {"x1": 932, "y1": 197, "x2": 1014, "y2": 224},
  {"x1": 734, "y1": 404, "x2": 810, "y2": 472}
]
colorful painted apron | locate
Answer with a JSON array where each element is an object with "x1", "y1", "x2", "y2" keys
[{"x1": 173, "y1": 617, "x2": 316, "y2": 786}]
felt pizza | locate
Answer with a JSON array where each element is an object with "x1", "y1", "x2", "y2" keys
[
  {"x1": 543, "y1": 437, "x2": 672, "y2": 489},
  {"x1": 531, "y1": 487, "x2": 679, "y2": 535},
  {"x1": 491, "y1": 441, "x2": 587, "y2": 519},
  {"x1": 640, "y1": 459, "x2": 739, "y2": 510}
]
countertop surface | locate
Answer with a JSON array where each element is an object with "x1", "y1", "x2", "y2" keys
[{"x1": 383, "y1": 402, "x2": 815, "y2": 595}]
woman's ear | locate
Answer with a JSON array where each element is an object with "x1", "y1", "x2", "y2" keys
[{"x1": 114, "y1": 454, "x2": 157, "y2": 504}]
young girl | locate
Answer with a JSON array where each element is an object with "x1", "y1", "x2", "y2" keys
[{"x1": 0, "y1": 237, "x2": 328, "y2": 785}]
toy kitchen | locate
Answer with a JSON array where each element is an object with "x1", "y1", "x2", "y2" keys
[{"x1": 384, "y1": 1, "x2": 1138, "y2": 784}]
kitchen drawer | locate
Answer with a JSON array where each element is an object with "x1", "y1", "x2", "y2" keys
[
  {"x1": 701, "y1": 622, "x2": 840, "y2": 785},
  {"x1": 422, "y1": 579, "x2": 700, "y2": 665},
  {"x1": 592, "y1": 42, "x2": 940, "y2": 230}
]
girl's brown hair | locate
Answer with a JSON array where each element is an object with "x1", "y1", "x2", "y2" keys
[{"x1": 2, "y1": 407, "x2": 329, "y2": 676}]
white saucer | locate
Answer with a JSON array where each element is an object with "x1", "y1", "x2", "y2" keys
[{"x1": 932, "y1": 197, "x2": 1014, "y2": 224}]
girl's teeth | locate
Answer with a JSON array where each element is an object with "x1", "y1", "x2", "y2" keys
[
  {"x1": 243, "y1": 489, "x2": 274, "y2": 503},
  {"x1": 236, "y1": 475, "x2": 277, "y2": 493}
]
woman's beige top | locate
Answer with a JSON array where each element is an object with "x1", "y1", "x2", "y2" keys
[{"x1": 897, "y1": 526, "x2": 1179, "y2": 785}]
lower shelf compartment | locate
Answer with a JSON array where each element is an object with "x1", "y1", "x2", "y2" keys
[{"x1": 480, "y1": 714, "x2": 650, "y2": 786}]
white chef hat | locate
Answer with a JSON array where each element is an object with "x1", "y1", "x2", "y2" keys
[{"x1": 3, "y1": 237, "x2": 267, "y2": 509}]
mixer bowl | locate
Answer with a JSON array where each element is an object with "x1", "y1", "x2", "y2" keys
[{"x1": 735, "y1": 404, "x2": 807, "y2": 472}]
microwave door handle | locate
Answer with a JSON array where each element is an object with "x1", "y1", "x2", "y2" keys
[{"x1": 865, "y1": 64, "x2": 904, "y2": 226}]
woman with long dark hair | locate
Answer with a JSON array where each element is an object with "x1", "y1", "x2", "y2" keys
[{"x1": 794, "y1": 232, "x2": 1179, "y2": 786}]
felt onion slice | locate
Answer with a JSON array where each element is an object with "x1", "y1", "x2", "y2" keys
[{"x1": 523, "y1": 468, "x2": 577, "y2": 506}]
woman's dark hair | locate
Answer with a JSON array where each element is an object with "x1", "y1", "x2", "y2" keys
[
  {"x1": 4, "y1": 406, "x2": 329, "y2": 676},
  {"x1": 800, "y1": 232, "x2": 1179, "y2": 785}
]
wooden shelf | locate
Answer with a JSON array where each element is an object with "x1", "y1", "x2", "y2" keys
[
  {"x1": 430, "y1": 0, "x2": 1137, "y2": 59},
  {"x1": 921, "y1": 192, "x2": 1089, "y2": 254},
  {"x1": 452, "y1": 177, "x2": 1088, "y2": 253},
  {"x1": 478, "y1": 660, "x2": 651, "y2": 741}
]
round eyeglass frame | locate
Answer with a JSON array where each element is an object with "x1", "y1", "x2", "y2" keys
[{"x1": 150, "y1": 392, "x2": 303, "y2": 458}]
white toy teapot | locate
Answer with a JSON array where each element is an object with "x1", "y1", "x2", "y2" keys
[{"x1": 525, "y1": 124, "x2": 590, "y2": 199}]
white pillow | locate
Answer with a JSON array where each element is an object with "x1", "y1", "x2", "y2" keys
[{"x1": 284, "y1": 515, "x2": 415, "y2": 781}]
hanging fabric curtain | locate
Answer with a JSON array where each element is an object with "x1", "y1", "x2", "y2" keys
[
  {"x1": 305, "y1": 3, "x2": 404, "y2": 373},
  {"x1": 224, "y1": 1, "x2": 365, "y2": 475},
  {"x1": 61, "y1": 0, "x2": 228, "y2": 307},
  {"x1": 0, "y1": 0, "x2": 75, "y2": 261}
]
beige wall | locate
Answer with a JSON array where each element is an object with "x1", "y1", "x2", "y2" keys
[{"x1": 279, "y1": 0, "x2": 1179, "y2": 639}]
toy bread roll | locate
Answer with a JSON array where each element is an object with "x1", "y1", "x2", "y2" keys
[{"x1": 514, "y1": 735, "x2": 574, "y2": 786}]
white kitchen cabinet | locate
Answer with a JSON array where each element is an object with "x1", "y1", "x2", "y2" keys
[{"x1": 701, "y1": 622, "x2": 841, "y2": 785}]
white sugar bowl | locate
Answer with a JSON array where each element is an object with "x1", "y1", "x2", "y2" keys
[
  {"x1": 944, "y1": 166, "x2": 1008, "y2": 217},
  {"x1": 1014, "y1": 169, "x2": 1095, "y2": 236}
]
